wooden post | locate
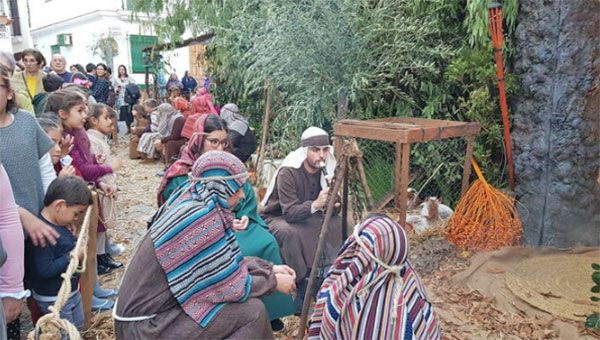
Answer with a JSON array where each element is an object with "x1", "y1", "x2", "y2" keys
[
  {"x1": 81, "y1": 192, "x2": 98, "y2": 329},
  {"x1": 356, "y1": 157, "x2": 374, "y2": 210},
  {"x1": 297, "y1": 155, "x2": 348, "y2": 340},
  {"x1": 342, "y1": 158, "x2": 349, "y2": 240},
  {"x1": 462, "y1": 135, "x2": 475, "y2": 195},
  {"x1": 255, "y1": 80, "x2": 271, "y2": 186},
  {"x1": 394, "y1": 142, "x2": 403, "y2": 210},
  {"x1": 333, "y1": 136, "x2": 343, "y2": 158},
  {"x1": 398, "y1": 143, "x2": 410, "y2": 228}
]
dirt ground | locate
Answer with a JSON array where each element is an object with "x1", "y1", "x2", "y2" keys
[{"x1": 24, "y1": 135, "x2": 596, "y2": 339}]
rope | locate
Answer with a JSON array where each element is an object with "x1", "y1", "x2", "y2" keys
[
  {"x1": 338, "y1": 225, "x2": 405, "y2": 326},
  {"x1": 28, "y1": 204, "x2": 94, "y2": 340},
  {"x1": 95, "y1": 190, "x2": 116, "y2": 226}
]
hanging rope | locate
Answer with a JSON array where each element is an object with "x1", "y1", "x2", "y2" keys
[{"x1": 27, "y1": 203, "x2": 94, "y2": 340}]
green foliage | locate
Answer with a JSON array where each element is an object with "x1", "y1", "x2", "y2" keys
[
  {"x1": 586, "y1": 263, "x2": 600, "y2": 329},
  {"x1": 131, "y1": 0, "x2": 520, "y2": 190},
  {"x1": 88, "y1": 35, "x2": 119, "y2": 70},
  {"x1": 465, "y1": 0, "x2": 518, "y2": 49}
]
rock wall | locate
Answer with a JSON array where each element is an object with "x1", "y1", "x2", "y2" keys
[{"x1": 512, "y1": 0, "x2": 600, "y2": 247}]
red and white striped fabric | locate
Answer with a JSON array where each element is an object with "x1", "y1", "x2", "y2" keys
[{"x1": 308, "y1": 213, "x2": 441, "y2": 339}]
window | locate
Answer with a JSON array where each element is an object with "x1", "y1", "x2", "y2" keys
[
  {"x1": 51, "y1": 45, "x2": 61, "y2": 55},
  {"x1": 8, "y1": 0, "x2": 21, "y2": 36},
  {"x1": 125, "y1": 0, "x2": 134, "y2": 10},
  {"x1": 129, "y1": 35, "x2": 158, "y2": 73}
]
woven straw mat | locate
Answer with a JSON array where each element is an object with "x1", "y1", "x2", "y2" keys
[{"x1": 505, "y1": 253, "x2": 599, "y2": 321}]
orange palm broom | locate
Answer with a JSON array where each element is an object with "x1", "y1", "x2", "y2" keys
[{"x1": 448, "y1": 160, "x2": 522, "y2": 251}]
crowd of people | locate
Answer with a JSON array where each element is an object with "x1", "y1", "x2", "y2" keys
[{"x1": 0, "y1": 47, "x2": 441, "y2": 339}]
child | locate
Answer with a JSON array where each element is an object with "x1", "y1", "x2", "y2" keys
[
  {"x1": 44, "y1": 89, "x2": 120, "y2": 310},
  {"x1": 129, "y1": 104, "x2": 149, "y2": 159},
  {"x1": 85, "y1": 103, "x2": 124, "y2": 272},
  {"x1": 37, "y1": 113, "x2": 77, "y2": 177},
  {"x1": 25, "y1": 176, "x2": 93, "y2": 330},
  {"x1": 44, "y1": 89, "x2": 120, "y2": 195}
]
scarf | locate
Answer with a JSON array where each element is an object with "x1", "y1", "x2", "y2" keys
[
  {"x1": 261, "y1": 127, "x2": 335, "y2": 206},
  {"x1": 149, "y1": 151, "x2": 251, "y2": 328},
  {"x1": 308, "y1": 214, "x2": 441, "y2": 340},
  {"x1": 156, "y1": 114, "x2": 210, "y2": 206},
  {"x1": 156, "y1": 103, "x2": 182, "y2": 138},
  {"x1": 220, "y1": 103, "x2": 248, "y2": 135},
  {"x1": 173, "y1": 97, "x2": 191, "y2": 117},
  {"x1": 194, "y1": 88, "x2": 217, "y2": 114}
]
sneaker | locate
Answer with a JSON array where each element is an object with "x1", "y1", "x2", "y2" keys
[
  {"x1": 270, "y1": 319, "x2": 284, "y2": 332},
  {"x1": 92, "y1": 296, "x2": 114, "y2": 312},
  {"x1": 97, "y1": 263, "x2": 113, "y2": 275},
  {"x1": 98, "y1": 254, "x2": 123, "y2": 270},
  {"x1": 94, "y1": 286, "x2": 119, "y2": 299},
  {"x1": 107, "y1": 242, "x2": 125, "y2": 257}
]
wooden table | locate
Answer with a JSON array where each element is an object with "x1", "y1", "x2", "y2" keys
[{"x1": 333, "y1": 117, "x2": 480, "y2": 227}]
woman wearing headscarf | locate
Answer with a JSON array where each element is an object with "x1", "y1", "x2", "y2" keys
[
  {"x1": 166, "y1": 73, "x2": 183, "y2": 92},
  {"x1": 182, "y1": 88, "x2": 218, "y2": 138},
  {"x1": 170, "y1": 87, "x2": 191, "y2": 117},
  {"x1": 308, "y1": 213, "x2": 441, "y2": 339},
  {"x1": 137, "y1": 103, "x2": 182, "y2": 160},
  {"x1": 220, "y1": 103, "x2": 256, "y2": 163},
  {"x1": 157, "y1": 117, "x2": 296, "y2": 329},
  {"x1": 180, "y1": 71, "x2": 197, "y2": 99},
  {"x1": 114, "y1": 151, "x2": 296, "y2": 339}
]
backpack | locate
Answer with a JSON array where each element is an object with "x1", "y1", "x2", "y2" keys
[
  {"x1": 32, "y1": 92, "x2": 48, "y2": 116},
  {"x1": 124, "y1": 83, "x2": 141, "y2": 105}
]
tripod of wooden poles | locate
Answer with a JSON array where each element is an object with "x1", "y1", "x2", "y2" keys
[{"x1": 296, "y1": 138, "x2": 371, "y2": 339}]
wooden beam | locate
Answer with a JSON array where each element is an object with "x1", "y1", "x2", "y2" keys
[
  {"x1": 394, "y1": 142, "x2": 403, "y2": 211},
  {"x1": 141, "y1": 33, "x2": 215, "y2": 52},
  {"x1": 375, "y1": 192, "x2": 394, "y2": 211},
  {"x1": 398, "y1": 143, "x2": 411, "y2": 228},
  {"x1": 81, "y1": 192, "x2": 98, "y2": 330},
  {"x1": 255, "y1": 80, "x2": 271, "y2": 186}
]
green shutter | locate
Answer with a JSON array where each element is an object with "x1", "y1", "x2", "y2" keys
[
  {"x1": 130, "y1": 35, "x2": 158, "y2": 74},
  {"x1": 51, "y1": 45, "x2": 61, "y2": 55}
]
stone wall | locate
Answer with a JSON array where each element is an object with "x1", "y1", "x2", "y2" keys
[{"x1": 512, "y1": 0, "x2": 600, "y2": 247}]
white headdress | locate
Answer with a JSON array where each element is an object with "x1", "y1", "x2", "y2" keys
[{"x1": 260, "y1": 127, "x2": 336, "y2": 206}]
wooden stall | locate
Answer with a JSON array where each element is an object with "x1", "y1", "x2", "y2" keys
[{"x1": 333, "y1": 117, "x2": 480, "y2": 227}]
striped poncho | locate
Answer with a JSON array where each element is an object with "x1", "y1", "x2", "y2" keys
[
  {"x1": 308, "y1": 213, "x2": 441, "y2": 339},
  {"x1": 149, "y1": 151, "x2": 251, "y2": 327}
]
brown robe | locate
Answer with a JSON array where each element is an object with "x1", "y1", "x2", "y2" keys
[
  {"x1": 161, "y1": 115, "x2": 187, "y2": 165},
  {"x1": 260, "y1": 165, "x2": 342, "y2": 282},
  {"x1": 129, "y1": 116, "x2": 149, "y2": 159},
  {"x1": 114, "y1": 235, "x2": 276, "y2": 340}
]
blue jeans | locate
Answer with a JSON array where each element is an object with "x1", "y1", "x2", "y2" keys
[{"x1": 36, "y1": 291, "x2": 84, "y2": 331}]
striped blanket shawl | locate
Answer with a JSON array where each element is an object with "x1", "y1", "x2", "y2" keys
[{"x1": 149, "y1": 151, "x2": 250, "y2": 327}]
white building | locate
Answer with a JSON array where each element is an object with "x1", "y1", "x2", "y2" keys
[{"x1": 5, "y1": 0, "x2": 200, "y2": 84}]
